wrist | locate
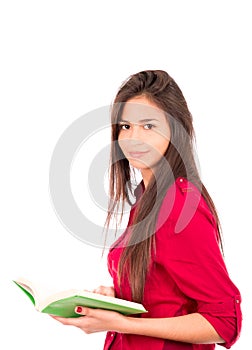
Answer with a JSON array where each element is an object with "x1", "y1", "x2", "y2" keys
[{"x1": 114, "y1": 315, "x2": 140, "y2": 334}]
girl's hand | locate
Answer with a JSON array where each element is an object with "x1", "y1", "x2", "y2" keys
[
  {"x1": 92, "y1": 285, "x2": 115, "y2": 297},
  {"x1": 50, "y1": 306, "x2": 126, "y2": 334}
]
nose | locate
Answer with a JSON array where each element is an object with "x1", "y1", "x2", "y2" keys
[{"x1": 128, "y1": 125, "x2": 144, "y2": 145}]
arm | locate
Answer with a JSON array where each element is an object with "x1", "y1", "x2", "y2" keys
[
  {"x1": 51, "y1": 307, "x2": 224, "y2": 344},
  {"x1": 121, "y1": 312, "x2": 224, "y2": 344}
]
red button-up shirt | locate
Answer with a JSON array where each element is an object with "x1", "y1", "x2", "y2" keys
[{"x1": 104, "y1": 178, "x2": 242, "y2": 350}]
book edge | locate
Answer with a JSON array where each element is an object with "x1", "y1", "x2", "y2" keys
[
  {"x1": 13, "y1": 280, "x2": 36, "y2": 306},
  {"x1": 38, "y1": 290, "x2": 147, "y2": 314},
  {"x1": 40, "y1": 294, "x2": 147, "y2": 316}
]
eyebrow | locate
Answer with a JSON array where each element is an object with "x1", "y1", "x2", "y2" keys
[{"x1": 119, "y1": 118, "x2": 159, "y2": 124}]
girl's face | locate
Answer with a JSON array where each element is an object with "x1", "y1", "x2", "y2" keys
[{"x1": 118, "y1": 95, "x2": 171, "y2": 179}]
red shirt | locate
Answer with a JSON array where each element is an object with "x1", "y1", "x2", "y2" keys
[{"x1": 104, "y1": 178, "x2": 242, "y2": 350}]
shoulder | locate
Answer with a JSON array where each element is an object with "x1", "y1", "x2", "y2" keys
[{"x1": 156, "y1": 177, "x2": 216, "y2": 235}]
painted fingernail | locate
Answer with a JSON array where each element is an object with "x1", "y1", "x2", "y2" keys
[{"x1": 76, "y1": 306, "x2": 82, "y2": 313}]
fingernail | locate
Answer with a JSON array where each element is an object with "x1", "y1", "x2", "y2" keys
[{"x1": 76, "y1": 306, "x2": 82, "y2": 313}]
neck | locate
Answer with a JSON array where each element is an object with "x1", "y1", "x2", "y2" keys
[{"x1": 140, "y1": 168, "x2": 153, "y2": 189}]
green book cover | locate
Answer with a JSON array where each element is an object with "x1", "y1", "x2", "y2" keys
[{"x1": 13, "y1": 278, "x2": 147, "y2": 318}]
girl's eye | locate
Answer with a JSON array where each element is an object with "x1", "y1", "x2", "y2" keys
[
  {"x1": 120, "y1": 124, "x2": 130, "y2": 130},
  {"x1": 143, "y1": 124, "x2": 154, "y2": 130}
]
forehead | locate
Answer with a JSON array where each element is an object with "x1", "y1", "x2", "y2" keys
[{"x1": 120, "y1": 96, "x2": 166, "y2": 122}]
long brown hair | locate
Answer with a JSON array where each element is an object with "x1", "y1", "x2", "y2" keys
[{"x1": 106, "y1": 70, "x2": 222, "y2": 303}]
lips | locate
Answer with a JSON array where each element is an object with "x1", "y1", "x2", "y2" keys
[{"x1": 128, "y1": 151, "x2": 149, "y2": 159}]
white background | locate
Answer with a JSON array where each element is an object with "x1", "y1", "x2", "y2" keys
[{"x1": 0, "y1": 1, "x2": 251, "y2": 349}]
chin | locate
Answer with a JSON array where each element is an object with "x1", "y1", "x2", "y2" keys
[{"x1": 128, "y1": 160, "x2": 151, "y2": 171}]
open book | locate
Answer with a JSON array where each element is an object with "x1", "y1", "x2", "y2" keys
[{"x1": 13, "y1": 278, "x2": 147, "y2": 318}]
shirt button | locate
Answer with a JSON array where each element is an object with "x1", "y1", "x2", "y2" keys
[
  {"x1": 236, "y1": 299, "x2": 240, "y2": 303},
  {"x1": 179, "y1": 178, "x2": 183, "y2": 182}
]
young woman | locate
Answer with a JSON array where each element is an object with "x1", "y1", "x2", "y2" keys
[{"x1": 52, "y1": 70, "x2": 242, "y2": 349}]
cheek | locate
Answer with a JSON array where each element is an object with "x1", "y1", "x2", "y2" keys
[
  {"x1": 117, "y1": 134, "x2": 122, "y2": 145},
  {"x1": 152, "y1": 137, "x2": 170, "y2": 157},
  {"x1": 117, "y1": 136, "x2": 126, "y2": 153},
  {"x1": 161, "y1": 139, "x2": 170, "y2": 155}
]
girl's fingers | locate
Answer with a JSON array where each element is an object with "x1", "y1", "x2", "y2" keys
[
  {"x1": 75, "y1": 306, "x2": 89, "y2": 316},
  {"x1": 93, "y1": 285, "x2": 115, "y2": 297}
]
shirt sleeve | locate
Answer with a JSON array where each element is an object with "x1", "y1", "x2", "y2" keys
[{"x1": 155, "y1": 179, "x2": 242, "y2": 348}]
